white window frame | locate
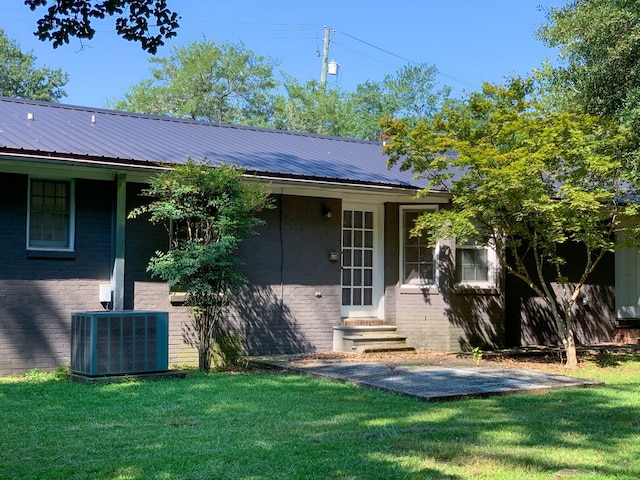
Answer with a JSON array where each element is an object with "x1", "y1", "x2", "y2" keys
[
  {"x1": 399, "y1": 205, "x2": 439, "y2": 288},
  {"x1": 27, "y1": 177, "x2": 76, "y2": 252},
  {"x1": 454, "y1": 236, "x2": 497, "y2": 288}
]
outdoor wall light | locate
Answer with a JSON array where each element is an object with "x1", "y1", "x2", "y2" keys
[{"x1": 322, "y1": 206, "x2": 333, "y2": 218}]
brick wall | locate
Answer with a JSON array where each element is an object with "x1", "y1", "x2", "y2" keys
[
  {"x1": 384, "y1": 203, "x2": 505, "y2": 352},
  {"x1": 0, "y1": 174, "x2": 113, "y2": 376},
  {"x1": 125, "y1": 193, "x2": 343, "y2": 364}
]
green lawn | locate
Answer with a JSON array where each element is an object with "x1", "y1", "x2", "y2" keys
[{"x1": 1, "y1": 356, "x2": 639, "y2": 480}]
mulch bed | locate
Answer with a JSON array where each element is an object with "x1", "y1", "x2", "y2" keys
[{"x1": 284, "y1": 344, "x2": 640, "y2": 371}]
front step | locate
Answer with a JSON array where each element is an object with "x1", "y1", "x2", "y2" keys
[{"x1": 333, "y1": 324, "x2": 415, "y2": 354}]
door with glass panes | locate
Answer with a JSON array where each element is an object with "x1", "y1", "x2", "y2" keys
[{"x1": 341, "y1": 204, "x2": 382, "y2": 318}]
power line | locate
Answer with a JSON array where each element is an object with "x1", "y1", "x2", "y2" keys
[{"x1": 331, "y1": 27, "x2": 481, "y2": 90}]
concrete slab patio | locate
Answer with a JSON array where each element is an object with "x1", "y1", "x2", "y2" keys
[{"x1": 251, "y1": 356, "x2": 603, "y2": 401}]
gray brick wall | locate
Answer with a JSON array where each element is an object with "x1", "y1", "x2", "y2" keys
[
  {"x1": 0, "y1": 174, "x2": 113, "y2": 376},
  {"x1": 384, "y1": 203, "x2": 505, "y2": 352}
]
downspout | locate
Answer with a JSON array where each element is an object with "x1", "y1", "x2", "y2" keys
[{"x1": 112, "y1": 173, "x2": 126, "y2": 310}]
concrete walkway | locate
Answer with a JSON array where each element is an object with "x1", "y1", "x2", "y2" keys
[{"x1": 252, "y1": 356, "x2": 603, "y2": 401}]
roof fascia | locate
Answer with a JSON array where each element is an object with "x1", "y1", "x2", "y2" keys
[{"x1": 0, "y1": 152, "x2": 448, "y2": 202}]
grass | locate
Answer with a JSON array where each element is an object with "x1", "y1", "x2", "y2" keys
[{"x1": 1, "y1": 355, "x2": 640, "y2": 479}]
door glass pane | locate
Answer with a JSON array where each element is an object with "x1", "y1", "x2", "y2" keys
[
  {"x1": 364, "y1": 250, "x2": 372, "y2": 267},
  {"x1": 354, "y1": 211, "x2": 363, "y2": 229},
  {"x1": 363, "y1": 288, "x2": 372, "y2": 305},
  {"x1": 343, "y1": 210, "x2": 352, "y2": 228},
  {"x1": 354, "y1": 230, "x2": 363, "y2": 247},
  {"x1": 342, "y1": 288, "x2": 351, "y2": 306},
  {"x1": 343, "y1": 230, "x2": 352, "y2": 247},
  {"x1": 364, "y1": 231, "x2": 373, "y2": 248},
  {"x1": 364, "y1": 211, "x2": 373, "y2": 229},
  {"x1": 352, "y1": 288, "x2": 362, "y2": 305}
]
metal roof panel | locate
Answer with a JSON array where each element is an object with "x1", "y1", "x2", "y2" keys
[{"x1": 0, "y1": 96, "x2": 427, "y2": 189}]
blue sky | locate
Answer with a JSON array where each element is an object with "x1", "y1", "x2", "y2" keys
[{"x1": 0, "y1": 1, "x2": 565, "y2": 108}]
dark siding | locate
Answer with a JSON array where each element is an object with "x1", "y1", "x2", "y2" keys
[{"x1": 505, "y1": 243, "x2": 615, "y2": 346}]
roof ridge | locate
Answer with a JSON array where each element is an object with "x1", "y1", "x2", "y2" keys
[{"x1": 0, "y1": 95, "x2": 382, "y2": 146}]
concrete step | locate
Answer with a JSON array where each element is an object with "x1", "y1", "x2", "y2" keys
[
  {"x1": 355, "y1": 344, "x2": 417, "y2": 354},
  {"x1": 333, "y1": 324, "x2": 415, "y2": 353},
  {"x1": 343, "y1": 334, "x2": 408, "y2": 343},
  {"x1": 341, "y1": 318, "x2": 386, "y2": 326}
]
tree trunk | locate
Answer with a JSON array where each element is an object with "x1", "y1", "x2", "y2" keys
[
  {"x1": 563, "y1": 334, "x2": 578, "y2": 369},
  {"x1": 199, "y1": 346, "x2": 211, "y2": 373}
]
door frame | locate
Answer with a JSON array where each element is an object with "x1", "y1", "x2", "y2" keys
[{"x1": 341, "y1": 201, "x2": 384, "y2": 319}]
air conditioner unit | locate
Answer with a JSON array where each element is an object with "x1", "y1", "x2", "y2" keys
[{"x1": 71, "y1": 311, "x2": 169, "y2": 376}]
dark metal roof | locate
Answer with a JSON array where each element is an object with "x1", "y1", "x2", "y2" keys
[{"x1": 0, "y1": 96, "x2": 426, "y2": 189}]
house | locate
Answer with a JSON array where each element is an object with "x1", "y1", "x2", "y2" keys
[{"x1": 0, "y1": 96, "x2": 621, "y2": 376}]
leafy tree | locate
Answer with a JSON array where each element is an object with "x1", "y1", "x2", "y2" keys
[
  {"x1": 110, "y1": 40, "x2": 280, "y2": 126},
  {"x1": 272, "y1": 78, "x2": 354, "y2": 136},
  {"x1": 25, "y1": 0, "x2": 179, "y2": 54},
  {"x1": 273, "y1": 63, "x2": 449, "y2": 140},
  {"x1": 344, "y1": 63, "x2": 450, "y2": 140},
  {"x1": 0, "y1": 28, "x2": 68, "y2": 101},
  {"x1": 538, "y1": 0, "x2": 640, "y2": 124},
  {"x1": 382, "y1": 77, "x2": 640, "y2": 368},
  {"x1": 129, "y1": 160, "x2": 272, "y2": 372}
]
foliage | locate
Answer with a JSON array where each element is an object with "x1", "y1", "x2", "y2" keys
[
  {"x1": 382, "y1": 77, "x2": 640, "y2": 368},
  {"x1": 538, "y1": 0, "x2": 640, "y2": 124},
  {"x1": 273, "y1": 63, "x2": 449, "y2": 140},
  {"x1": 0, "y1": 28, "x2": 68, "y2": 101},
  {"x1": 271, "y1": 78, "x2": 353, "y2": 136},
  {"x1": 129, "y1": 160, "x2": 271, "y2": 371},
  {"x1": 2, "y1": 356, "x2": 640, "y2": 478},
  {"x1": 347, "y1": 63, "x2": 450, "y2": 137},
  {"x1": 25, "y1": 0, "x2": 179, "y2": 54},
  {"x1": 110, "y1": 40, "x2": 280, "y2": 125},
  {"x1": 472, "y1": 347, "x2": 483, "y2": 366},
  {"x1": 111, "y1": 39, "x2": 448, "y2": 140}
]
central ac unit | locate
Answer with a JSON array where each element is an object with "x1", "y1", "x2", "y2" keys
[{"x1": 71, "y1": 311, "x2": 169, "y2": 376}]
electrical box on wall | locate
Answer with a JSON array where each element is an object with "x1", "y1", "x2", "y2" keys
[{"x1": 99, "y1": 285, "x2": 112, "y2": 303}]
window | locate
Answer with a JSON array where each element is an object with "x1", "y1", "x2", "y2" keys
[
  {"x1": 28, "y1": 179, "x2": 74, "y2": 250},
  {"x1": 455, "y1": 236, "x2": 495, "y2": 287},
  {"x1": 401, "y1": 208, "x2": 437, "y2": 287}
]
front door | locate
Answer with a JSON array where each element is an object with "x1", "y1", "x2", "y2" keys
[{"x1": 341, "y1": 204, "x2": 383, "y2": 318}]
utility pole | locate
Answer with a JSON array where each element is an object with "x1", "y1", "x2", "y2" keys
[{"x1": 320, "y1": 26, "x2": 330, "y2": 91}]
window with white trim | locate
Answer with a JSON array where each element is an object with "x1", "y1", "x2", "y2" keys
[
  {"x1": 401, "y1": 207, "x2": 438, "y2": 287},
  {"x1": 455, "y1": 236, "x2": 495, "y2": 287},
  {"x1": 27, "y1": 178, "x2": 75, "y2": 251}
]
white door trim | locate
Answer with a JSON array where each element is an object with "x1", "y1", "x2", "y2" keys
[{"x1": 341, "y1": 202, "x2": 384, "y2": 319}]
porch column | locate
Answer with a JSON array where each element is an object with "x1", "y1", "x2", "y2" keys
[{"x1": 112, "y1": 173, "x2": 126, "y2": 310}]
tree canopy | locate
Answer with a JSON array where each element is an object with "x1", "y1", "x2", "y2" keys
[
  {"x1": 111, "y1": 39, "x2": 449, "y2": 140},
  {"x1": 110, "y1": 40, "x2": 280, "y2": 126},
  {"x1": 25, "y1": 0, "x2": 180, "y2": 54},
  {"x1": 382, "y1": 77, "x2": 640, "y2": 368},
  {"x1": 538, "y1": 0, "x2": 640, "y2": 124},
  {"x1": 0, "y1": 28, "x2": 68, "y2": 101}
]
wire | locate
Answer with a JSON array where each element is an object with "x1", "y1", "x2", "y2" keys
[{"x1": 331, "y1": 27, "x2": 481, "y2": 90}]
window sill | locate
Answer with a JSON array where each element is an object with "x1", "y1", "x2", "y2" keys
[
  {"x1": 400, "y1": 284, "x2": 439, "y2": 295},
  {"x1": 453, "y1": 284, "x2": 499, "y2": 295},
  {"x1": 26, "y1": 249, "x2": 76, "y2": 259}
]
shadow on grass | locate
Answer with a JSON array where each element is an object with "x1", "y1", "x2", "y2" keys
[
  {"x1": 1, "y1": 364, "x2": 639, "y2": 479},
  {"x1": 593, "y1": 352, "x2": 640, "y2": 368}
]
